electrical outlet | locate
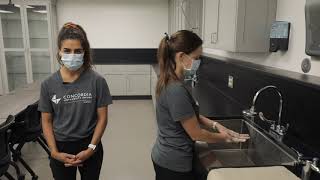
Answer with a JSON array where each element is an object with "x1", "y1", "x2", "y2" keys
[{"x1": 228, "y1": 75, "x2": 234, "y2": 88}]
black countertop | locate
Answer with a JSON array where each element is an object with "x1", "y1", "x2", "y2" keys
[
  {"x1": 153, "y1": 53, "x2": 320, "y2": 121},
  {"x1": 203, "y1": 53, "x2": 320, "y2": 91},
  {"x1": 153, "y1": 53, "x2": 320, "y2": 91}
]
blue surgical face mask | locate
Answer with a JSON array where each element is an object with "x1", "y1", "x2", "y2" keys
[
  {"x1": 61, "y1": 53, "x2": 84, "y2": 71},
  {"x1": 183, "y1": 55, "x2": 201, "y2": 79}
]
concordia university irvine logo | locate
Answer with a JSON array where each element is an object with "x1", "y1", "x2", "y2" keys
[{"x1": 51, "y1": 95, "x2": 61, "y2": 104}]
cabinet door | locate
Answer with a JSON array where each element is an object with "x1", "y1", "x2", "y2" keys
[
  {"x1": 104, "y1": 74, "x2": 127, "y2": 96},
  {"x1": 216, "y1": 0, "x2": 238, "y2": 51},
  {"x1": 100, "y1": 65, "x2": 150, "y2": 75},
  {"x1": 203, "y1": 0, "x2": 220, "y2": 48},
  {"x1": 185, "y1": 0, "x2": 203, "y2": 37},
  {"x1": 127, "y1": 74, "x2": 150, "y2": 96}
]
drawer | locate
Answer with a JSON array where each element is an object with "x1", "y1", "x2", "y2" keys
[{"x1": 100, "y1": 65, "x2": 151, "y2": 74}]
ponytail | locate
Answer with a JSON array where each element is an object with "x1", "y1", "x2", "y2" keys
[{"x1": 156, "y1": 37, "x2": 179, "y2": 98}]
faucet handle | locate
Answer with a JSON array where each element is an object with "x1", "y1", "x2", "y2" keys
[
  {"x1": 291, "y1": 147, "x2": 304, "y2": 160},
  {"x1": 249, "y1": 106, "x2": 257, "y2": 114},
  {"x1": 313, "y1": 158, "x2": 319, "y2": 166},
  {"x1": 278, "y1": 123, "x2": 289, "y2": 135},
  {"x1": 291, "y1": 148, "x2": 316, "y2": 163},
  {"x1": 258, "y1": 112, "x2": 275, "y2": 124},
  {"x1": 311, "y1": 158, "x2": 320, "y2": 174},
  {"x1": 242, "y1": 109, "x2": 257, "y2": 117}
]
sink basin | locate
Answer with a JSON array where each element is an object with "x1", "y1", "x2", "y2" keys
[{"x1": 195, "y1": 119, "x2": 297, "y2": 170}]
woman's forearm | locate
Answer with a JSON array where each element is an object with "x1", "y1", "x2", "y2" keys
[
  {"x1": 41, "y1": 113, "x2": 58, "y2": 154},
  {"x1": 196, "y1": 129, "x2": 227, "y2": 143},
  {"x1": 90, "y1": 107, "x2": 108, "y2": 146},
  {"x1": 199, "y1": 115, "x2": 215, "y2": 128},
  {"x1": 181, "y1": 116, "x2": 228, "y2": 143}
]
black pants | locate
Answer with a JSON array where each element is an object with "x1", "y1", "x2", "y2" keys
[
  {"x1": 152, "y1": 161, "x2": 196, "y2": 180},
  {"x1": 49, "y1": 136, "x2": 103, "y2": 180}
]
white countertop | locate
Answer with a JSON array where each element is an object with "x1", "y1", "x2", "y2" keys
[{"x1": 0, "y1": 82, "x2": 40, "y2": 124}]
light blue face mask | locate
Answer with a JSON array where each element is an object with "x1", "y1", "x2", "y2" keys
[
  {"x1": 184, "y1": 56, "x2": 201, "y2": 79},
  {"x1": 61, "y1": 53, "x2": 84, "y2": 71}
]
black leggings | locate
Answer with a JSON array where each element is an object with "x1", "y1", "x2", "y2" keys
[
  {"x1": 152, "y1": 161, "x2": 196, "y2": 180},
  {"x1": 49, "y1": 137, "x2": 103, "y2": 180}
]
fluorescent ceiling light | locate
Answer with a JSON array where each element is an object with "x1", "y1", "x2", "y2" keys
[
  {"x1": 0, "y1": 10, "x2": 13, "y2": 13},
  {"x1": 14, "y1": 4, "x2": 34, "y2": 8},
  {"x1": 32, "y1": 10, "x2": 47, "y2": 14}
]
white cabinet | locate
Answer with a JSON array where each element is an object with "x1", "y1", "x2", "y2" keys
[
  {"x1": 127, "y1": 74, "x2": 150, "y2": 95},
  {"x1": 203, "y1": 0, "x2": 277, "y2": 52},
  {"x1": 185, "y1": 0, "x2": 203, "y2": 37},
  {"x1": 104, "y1": 74, "x2": 127, "y2": 96},
  {"x1": 99, "y1": 65, "x2": 151, "y2": 96},
  {"x1": 169, "y1": 0, "x2": 203, "y2": 37},
  {"x1": 0, "y1": 0, "x2": 57, "y2": 94},
  {"x1": 202, "y1": 0, "x2": 219, "y2": 48}
]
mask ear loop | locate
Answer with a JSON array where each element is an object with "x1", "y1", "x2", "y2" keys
[{"x1": 184, "y1": 55, "x2": 200, "y2": 86}]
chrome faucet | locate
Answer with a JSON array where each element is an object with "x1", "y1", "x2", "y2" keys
[
  {"x1": 242, "y1": 85, "x2": 288, "y2": 141},
  {"x1": 292, "y1": 148, "x2": 320, "y2": 180}
]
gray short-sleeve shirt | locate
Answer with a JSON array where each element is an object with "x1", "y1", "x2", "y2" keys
[
  {"x1": 38, "y1": 69, "x2": 112, "y2": 141},
  {"x1": 151, "y1": 81, "x2": 197, "y2": 172}
]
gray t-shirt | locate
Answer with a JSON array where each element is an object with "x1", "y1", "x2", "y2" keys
[
  {"x1": 151, "y1": 81, "x2": 198, "y2": 172},
  {"x1": 38, "y1": 69, "x2": 112, "y2": 142}
]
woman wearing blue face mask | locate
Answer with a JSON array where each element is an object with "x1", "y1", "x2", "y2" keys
[
  {"x1": 38, "y1": 22, "x2": 112, "y2": 180},
  {"x1": 151, "y1": 30, "x2": 250, "y2": 180}
]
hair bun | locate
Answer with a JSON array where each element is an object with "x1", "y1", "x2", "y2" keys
[
  {"x1": 164, "y1": 32, "x2": 170, "y2": 41},
  {"x1": 63, "y1": 22, "x2": 80, "y2": 30}
]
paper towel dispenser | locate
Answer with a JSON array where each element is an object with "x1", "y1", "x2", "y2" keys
[
  {"x1": 269, "y1": 21, "x2": 291, "y2": 52},
  {"x1": 305, "y1": 0, "x2": 320, "y2": 56}
]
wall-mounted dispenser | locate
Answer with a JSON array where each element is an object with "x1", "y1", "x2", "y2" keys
[
  {"x1": 269, "y1": 21, "x2": 291, "y2": 52},
  {"x1": 301, "y1": 58, "x2": 311, "y2": 73},
  {"x1": 305, "y1": 0, "x2": 320, "y2": 56}
]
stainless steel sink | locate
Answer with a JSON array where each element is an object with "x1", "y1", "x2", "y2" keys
[{"x1": 195, "y1": 119, "x2": 297, "y2": 170}]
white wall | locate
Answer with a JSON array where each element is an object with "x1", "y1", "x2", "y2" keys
[
  {"x1": 203, "y1": 0, "x2": 320, "y2": 77},
  {"x1": 56, "y1": 0, "x2": 168, "y2": 48}
]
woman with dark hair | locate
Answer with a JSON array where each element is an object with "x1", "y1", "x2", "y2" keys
[
  {"x1": 38, "y1": 22, "x2": 112, "y2": 180},
  {"x1": 151, "y1": 30, "x2": 250, "y2": 180}
]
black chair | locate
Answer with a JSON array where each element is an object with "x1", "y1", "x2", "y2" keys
[
  {"x1": 9, "y1": 102, "x2": 50, "y2": 180},
  {"x1": 0, "y1": 115, "x2": 25, "y2": 180}
]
